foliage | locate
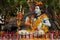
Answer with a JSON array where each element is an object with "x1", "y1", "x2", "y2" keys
[{"x1": 0, "y1": 0, "x2": 60, "y2": 18}]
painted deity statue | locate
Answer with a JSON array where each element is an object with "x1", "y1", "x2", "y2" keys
[{"x1": 18, "y1": 1, "x2": 51, "y2": 36}]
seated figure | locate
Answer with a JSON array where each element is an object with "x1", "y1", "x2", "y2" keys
[{"x1": 18, "y1": 1, "x2": 51, "y2": 36}]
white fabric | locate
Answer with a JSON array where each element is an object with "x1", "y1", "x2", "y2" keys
[
  {"x1": 18, "y1": 30, "x2": 30, "y2": 35},
  {"x1": 18, "y1": 30, "x2": 27, "y2": 35},
  {"x1": 34, "y1": 29, "x2": 45, "y2": 36}
]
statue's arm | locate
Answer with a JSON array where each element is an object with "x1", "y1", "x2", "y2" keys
[{"x1": 25, "y1": 17, "x2": 31, "y2": 26}]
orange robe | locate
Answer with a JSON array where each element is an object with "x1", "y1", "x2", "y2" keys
[{"x1": 24, "y1": 13, "x2": 49, "y2": 33}]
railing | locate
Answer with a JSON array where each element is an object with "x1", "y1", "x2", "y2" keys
[{"x1": 0, "y1": 30, "x2": 60, "y2": 40}]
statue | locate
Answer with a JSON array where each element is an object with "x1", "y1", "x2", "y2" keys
[{"x1": 18, "y1": 1, "x2": 51, "y2": 36}]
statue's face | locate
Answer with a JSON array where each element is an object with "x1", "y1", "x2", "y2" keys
[{"x1": 35, "y1": 6, "x2": 41, "y2": 14}]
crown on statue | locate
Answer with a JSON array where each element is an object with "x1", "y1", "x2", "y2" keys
[{"x1": 35, "y1": 1, "x2": 43, "y2": 5}]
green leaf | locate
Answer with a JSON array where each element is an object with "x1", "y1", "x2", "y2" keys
[
  {"x1": 7, "y1": 0, "x2": 10, "y2": 3},
  {"x1": 14, "y1": 0, "x2": 18, "y2": 3}
]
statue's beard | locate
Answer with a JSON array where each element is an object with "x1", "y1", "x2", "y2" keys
[
  {"x1": 37, "y1": 13, "x2": 41, "y2": 16},
  {"x1": 35, "y1": 11, "x2": 41, "y2": 16},
  {"x1": 35, "y1": 11, "x2": 41, "y2": 18}
]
